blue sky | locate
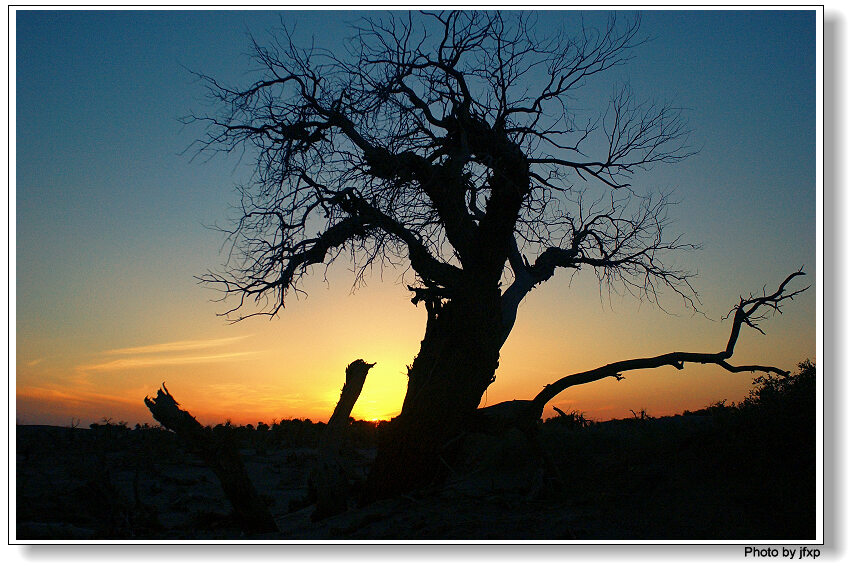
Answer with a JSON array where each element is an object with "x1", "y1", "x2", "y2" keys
[{"x1": 14, "y1": 9, "x2": 817, "y2": 425}]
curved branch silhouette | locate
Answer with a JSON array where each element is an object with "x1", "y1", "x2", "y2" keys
[{"x1": 529, "y1": 269, "x2": 808, "y2": 412}]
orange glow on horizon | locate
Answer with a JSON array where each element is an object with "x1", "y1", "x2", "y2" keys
[{"x1": 15, "y1": 266, "x2": 815, "y2": 428}]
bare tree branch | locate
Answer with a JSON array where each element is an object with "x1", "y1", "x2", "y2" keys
[
  {"x1": 500, "y1": 190, "x2": 698, "y2": 338},
  {"x1": 529, "y1": 269, "x2": 808, "y2": 411}
]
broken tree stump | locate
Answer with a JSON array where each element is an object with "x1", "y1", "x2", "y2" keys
[
  {"x1": 144, "y1": 384, "x2": 278, "y2": 534},
  {"x1": 308, "y1": 359, "x2": 375, "y2": 521}
]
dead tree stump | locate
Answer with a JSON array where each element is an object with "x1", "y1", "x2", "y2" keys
[
  {"x1": 144, "y1": 384, "x2": 278, "y2": 534},
  {"x1": 309, "y1": 359, "x2": 375, "y2": 520}
]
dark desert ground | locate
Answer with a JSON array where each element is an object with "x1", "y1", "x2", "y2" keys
[{"x1": 15, "y1": 363, "x2": 816, "y2": 542}]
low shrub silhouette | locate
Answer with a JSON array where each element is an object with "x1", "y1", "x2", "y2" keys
[
  {"x1": 543, "y1": 406, "x2": 593, "y2": 431},
  {"x1": 730, "y1": 360, "x2": 816, "y2": 536},
  {"x1": 741, "y1": 359, "x2": 816, "y2": 415}
]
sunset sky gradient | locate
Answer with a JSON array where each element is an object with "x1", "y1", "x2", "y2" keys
[{"x1": 14, "y1": 9, "x2": 818, "y2": 427}]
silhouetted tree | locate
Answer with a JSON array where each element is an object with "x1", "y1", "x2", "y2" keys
[{"x1": 189, "y1": 11, "x2": 805, "y2": 501}]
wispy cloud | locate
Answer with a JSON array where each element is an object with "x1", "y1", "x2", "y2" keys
[
  {"x1": 75, "y1": 335, "x2": 261, "y2": 373},
  {"x1": 77, "y1": 351, "x2": 262, "y2": 373},
  {"x1": 18, "y1": 385, "x2": 146, "y2": 407},
  {"x1": 102, "y1": 335, "x2": 252, "y2": 356},
  {"x1": 26, "y1": 358, "x2": 45, "y2": 367}
]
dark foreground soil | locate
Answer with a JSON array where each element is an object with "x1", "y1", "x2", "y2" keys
[{"x1": 15, "y1": 404, "x2": 816, "y2": 541}]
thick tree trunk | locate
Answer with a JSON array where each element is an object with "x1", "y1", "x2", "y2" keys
[
  {"x1": 361, "y1": 150, "x2": 528, "y2": 503},
  {"x1": 362, "y1": 288, "x2": 505, "y2": 502}
]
